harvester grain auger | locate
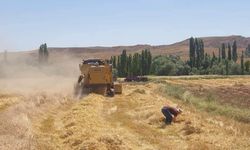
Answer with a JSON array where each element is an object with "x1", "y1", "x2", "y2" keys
[{"x1": 74, "y1": 59, "x2": 122, "y2": 97}]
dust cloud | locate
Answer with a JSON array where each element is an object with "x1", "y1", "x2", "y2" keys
[
  {"x1": 0, "y1": 51, "x2": 82, "y2": 93},
  {"x1": 0, "y1": 51, "x2": 83, "y2": 149}
]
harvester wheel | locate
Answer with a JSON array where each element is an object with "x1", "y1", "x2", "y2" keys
[
  {"x1": 107, "y1": 88, "x2": 115, "y2": 97},
  {"x1": 106, "y1": 84, "x2": 114, "y2": 97}
]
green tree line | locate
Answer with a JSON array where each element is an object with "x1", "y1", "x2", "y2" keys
[
  {"x1": 110, "y1": 49, "x2": 152, "y2": 77},
  {"x1": 111, "y1": 38, "x2": 250, "y2": 77},
  {"x1": 217, "y1": 41, "x2": 238, "y2": 62},
  {"x1": 188, "y1": 37, "x2": 250, "y2": 75}
]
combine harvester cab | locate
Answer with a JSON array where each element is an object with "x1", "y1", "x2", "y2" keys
[{"x1": 74, "y1": 59, "x2": 122, "y2": 97}]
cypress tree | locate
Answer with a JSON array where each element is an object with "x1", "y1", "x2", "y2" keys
[{"x1": 232, "y1": 41, "x2": 238, "y2": 62}]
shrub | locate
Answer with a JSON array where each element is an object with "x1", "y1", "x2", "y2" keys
[{"x1": 151, "y1": 55, "x2": 189, "y2": 76}]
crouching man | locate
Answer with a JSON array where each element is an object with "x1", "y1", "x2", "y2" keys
[{"x1": 161, "y1": 105, "x2": 182, "y2": 124}]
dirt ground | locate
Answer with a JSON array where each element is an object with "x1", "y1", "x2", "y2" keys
[{"x1": 1, "y1": 78, "x2": 250, "y2": 150}]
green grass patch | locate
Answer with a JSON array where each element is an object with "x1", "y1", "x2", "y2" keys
[
  {"x1": 158, "y1": 82, "x2": 250, "y2": 123},
  {"x1": 149, "y1": 75, "x2": 250, "y2": 81}
]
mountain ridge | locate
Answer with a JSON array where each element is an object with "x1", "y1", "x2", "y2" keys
[
  {"x1": 4, "y1": 35, "x2": 250, "y2": 59},
  {"x1": 49, "y1": 35, "x2": 250, "y2": 59}
]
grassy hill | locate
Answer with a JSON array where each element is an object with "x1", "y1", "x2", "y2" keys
[
  {"x1": 1, "y1": 35, "x2": 250, "y2": 61},
  {"x1": 46, "y1": 35, "x2": 250, "y2": 59}
]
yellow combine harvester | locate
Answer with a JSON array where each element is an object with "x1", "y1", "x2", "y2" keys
[{"x1": 74, "y1": 59, "x2": 122, "y2": 97}]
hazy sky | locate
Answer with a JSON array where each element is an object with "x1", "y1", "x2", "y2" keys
[{"x1": 0, "y1": 0, "x2": 250, "y2": 51}]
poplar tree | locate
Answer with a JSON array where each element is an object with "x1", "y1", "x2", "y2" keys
[
  {"x1": 120, "y1": 50, "x2": 127, "y2": 77},
  {"x1": 200, "y1": 39, "x2": 205, "y2": 61},
  {"x1": 132, "y1": 53, "x2": 140, "y2": 76},
  {"x1": 127, "y1": 54, "x2": 132, "y2": 76},
  {"x1": 218, "y1": 48, "x2": 221, "y2": 62},
  {"x1": 225, "y1": 60, "x2": 229, "y2": 75},
  {"x1": 113, "y1": 56, "x2": 117, "y2": 68},
  {"x1": 189, "y1": 37, "x2": 195, "y2": 67},
  {"x1": 211, "y1": 51, "x2": 216, "y2": 67},
  {"x1": 221, "y1": 43, "x2": 226, "y2": 59},
  {"x1": 114, "y1": 49, "x2": 152, "y2": 77},
  {"x1": 195, "y1": 38, "x2": 200, "y2": 68},
  {"x1": 141, "y1": 50, "x2": 146, "y2": 75},
  {"x1": 232, "y1": 41, "x2": 238, "y2": 62},
  {"x1": 147, "y1": 50, "x2": 152, "y2": 74},
  {"x1": 44, "y1": 43, "x2": 49, "y2": 62},
  {"x1": 38, "y1": 43, "x2": 49, "y2": 64},
  {"x1": 117, "y1": 56, "x2": 121, "y2": 77},
  {"x1": 241, "y1": 51, "x2": 244, "y2": 75},
  {"x1": 228, "y1": 43, "x2": 232, "y2": 61}
]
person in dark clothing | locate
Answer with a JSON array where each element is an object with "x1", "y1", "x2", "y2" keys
[{"x1": 161, "y1": 105, "x2": 182, "y2": 124}]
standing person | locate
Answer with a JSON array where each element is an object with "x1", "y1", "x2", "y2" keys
[{"x1": 161, "y1": 105, "x2": 182, "y2": 124}]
